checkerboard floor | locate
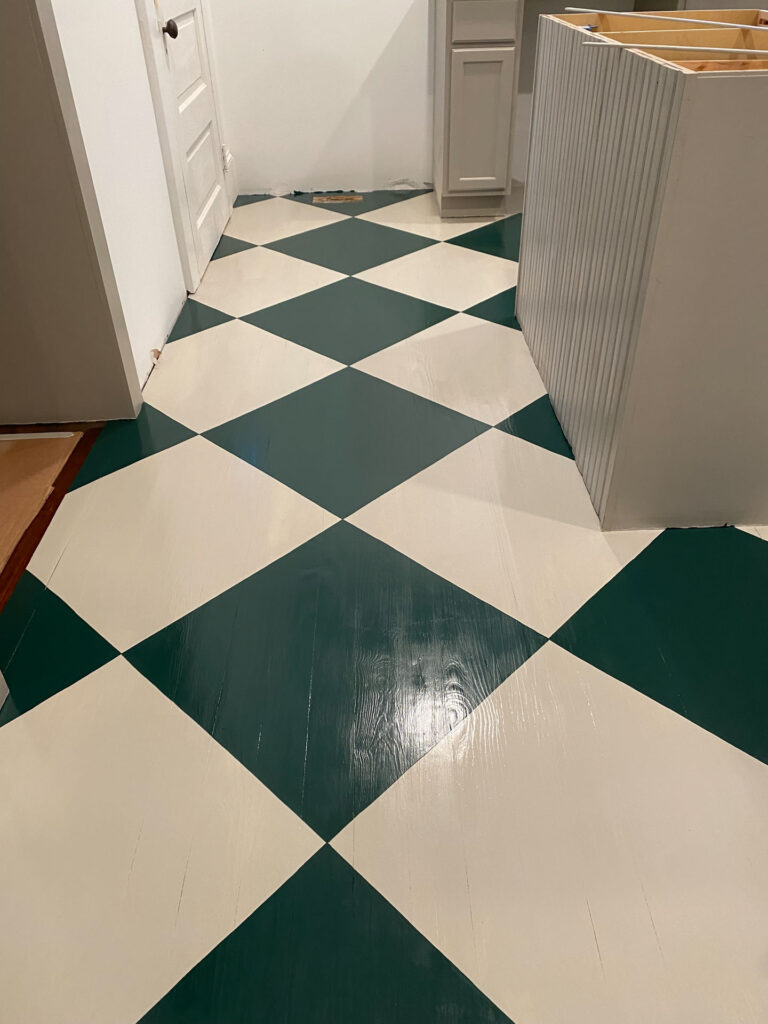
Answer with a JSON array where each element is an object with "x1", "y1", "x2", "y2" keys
[{"x1": 2, "y1": 190, "x2": 768, "y2": 1024}]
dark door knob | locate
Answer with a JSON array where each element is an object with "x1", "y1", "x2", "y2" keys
[{"x1": 162, "y1": 19, "x2": 179, "y2": 39}]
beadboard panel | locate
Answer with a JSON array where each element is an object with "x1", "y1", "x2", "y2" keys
[{"x1": 516, "y1": 17, "x2": 683, "y2": 521}]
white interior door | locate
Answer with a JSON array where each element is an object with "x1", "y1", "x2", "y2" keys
[{"x1": 136, "y1": 0, "x2": 231, "y2": 291}]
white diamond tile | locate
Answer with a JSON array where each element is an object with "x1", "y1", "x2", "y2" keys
[
  {"x1": 28, "y1": 436, "x2": 337, "y2": 649},
  {"x1": 355, "y1": 243, "x2": 518, "y2": 310},
  {"x1": 738, "y1": 524, "x2": 768, "y2": 541},
  {"x1": 144, "y1": 319, "x2": 342, "y2": 433},
  {"x1": 349, "y1": 430, "x2": 658, "y2": 636},
  {"x1": 0, "y1": 657, "x2": 322, "y2": 1024},
  {"x1": 192, "y1": 246, "x2": 345, "y2": 317},
  {"x1": 333, "y1": 642, "x2": 768, "y2": 1024},
  {"x1": 354, "y1": 313, "x2": 546, "y2": 424},
  {"x1": 225, "y1": 195, "x2": 348, "y2": 245},
  {"x1": 357, "y1": 192, "x2": 500, "y2": 241}
]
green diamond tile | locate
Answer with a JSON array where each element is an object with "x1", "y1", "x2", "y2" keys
[
  {"x1": 466, "y1": 287, "x2": 521, "y2": 331},
  {"x1": 554, "y1": 527, "x2": 768, "y2": 764},
  {"x1": 242, "y1": 277, "x2": 454, "y2": 363},
  {"x1": 265, "y1": 218, "x2": 437, "y2": 275},
  {"x1": 140, "y1": 846, "x2": 513, "y2": 1023},
  {"x1": 211, "y1": 234, "x2": 256, "y2": 260},
  {"x1": 0, "y1": 573, "x2": 117, "y2": 725},
  {"x1": 286, "y1": 188, "x2": 432, "y2": 216},
  {"x1": 167, "y1": 298, "x2": 234, "y2": 342},
  {"x1": 450, "y1": 214, "x2": 522, "y2": 262},
  {"x1": 204, "y1": 368, "x2": 487, "y2": 517},
  {"x1": 70, "y1": 404, "x2": 195, "y2": 490},
  {"x1": 233, "y1": 193, "x2": 272, "y2": 207},
  {"x1": 127, "y1": 522, "x2": 543, "y2": 839},
  {"x1": 497, "y1": 395, "x2": 574, "y2": 460}
]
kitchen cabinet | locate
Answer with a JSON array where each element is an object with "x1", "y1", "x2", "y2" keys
[{"x1": 434, "y1": 0, "x2": 522, "y2": 216}]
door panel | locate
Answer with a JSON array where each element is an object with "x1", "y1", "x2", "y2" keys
[
  {"x1": 170, "y1": 13, "x2": 203, "y2": 96},
  {"x1": 197, "y1": 182, "x2": 226, "y2": 259},
  {"x1": 447, "y1": 46, "x2": 515, "y2": 192},
  {"x1": 187, "y1": 126, "x2": 219, "y2": 213},
  {"x1": 159, "y1": 0, "x2": 229, "y2": 280}
]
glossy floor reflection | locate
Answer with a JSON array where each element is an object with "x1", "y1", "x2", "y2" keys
[{"x1": 1, "y1": 190, "x2": 768, "y2": 1024}]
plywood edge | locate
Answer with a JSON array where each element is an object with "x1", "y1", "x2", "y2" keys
[
  {"x1": 676, "y1": 58, "x2": 768, "y2": 71},
  {"x1": 543, "y1": 15, "x2": 768, "y2": 73},
  {"x1": 599, "y1": 27, "x2": 768, "y2": 45},
  {"x1": 552, "y1": 10, "x2": 766, "y2": 29}
]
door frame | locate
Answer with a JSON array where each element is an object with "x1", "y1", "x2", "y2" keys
[{"x1": 134, "y1": 0, "x2": 234, "y2": 292}]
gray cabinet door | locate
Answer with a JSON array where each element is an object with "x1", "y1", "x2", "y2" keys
[{"x1": 447, "y1": 46, "x2": 515, "y2": 192}]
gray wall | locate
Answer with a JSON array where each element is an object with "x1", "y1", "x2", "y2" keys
[{"x1": 0, "y1": 0, "x2": 140, "y2": 424}]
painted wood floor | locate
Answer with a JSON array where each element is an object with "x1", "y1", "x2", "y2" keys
[{"x1": 1, "y1": 190, "x2": 768, "y2": 1023}]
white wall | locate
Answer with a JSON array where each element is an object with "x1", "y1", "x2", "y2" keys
[
  {"x1": 50, "y1": 0, "x2": 186, "y2": 385},
  {"x1": 207, "y1": 0, "x2": 434, "y2": 194},
  {"x1": 209, "y1": 0, "x2": 637, "y2": 194}
]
